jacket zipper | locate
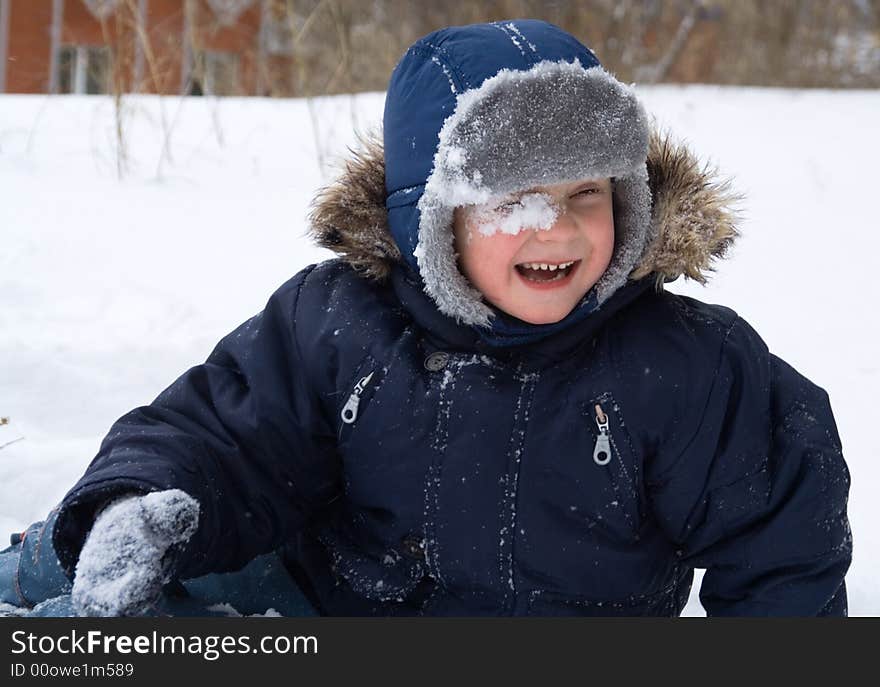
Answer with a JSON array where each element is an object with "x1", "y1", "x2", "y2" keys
[
  {"x1": 593, "y1": 403, "x2": 612, "y2": 465},
  {"x1": 341, "y1": 370, "x2": 376, "y2": 424}
]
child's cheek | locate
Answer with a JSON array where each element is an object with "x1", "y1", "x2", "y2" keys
[
  {"x1": 463, "y1": 229, "x2": 520, "y2": 291},
  {"x1": 596, "y1": 220, "x2": 616, "y2": 270}
]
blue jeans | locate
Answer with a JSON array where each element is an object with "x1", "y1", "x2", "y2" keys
[{"x1": 0, "y1": 509, "x2": 318, "y2": 617}]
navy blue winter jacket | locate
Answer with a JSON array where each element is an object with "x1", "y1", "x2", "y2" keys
[
  {"x1": 51, "y1": 22, "x2": 852, "y2": 616},
  {"x1": 52, "y1": 142, "x2": 852, "y2": 615}
]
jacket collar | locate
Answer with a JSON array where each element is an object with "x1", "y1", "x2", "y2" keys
[{"x1": 390, "y1": 264, "x2": 655, "y2": 362}]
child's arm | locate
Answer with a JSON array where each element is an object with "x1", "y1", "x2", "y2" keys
[
  {"x1": 647, "y1": 317, "x2": 852, "y2": 616},
  {"x1": 51, "y1": 266, "x2": 341, "y2": 583}
]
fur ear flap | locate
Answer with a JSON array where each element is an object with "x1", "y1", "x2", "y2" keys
[
  {"x1": 632, "y1": 132, "x2": 741, "y2": 287},
  {"x1": 307, "y1": 132, "x2": 400, "y2": 281}
]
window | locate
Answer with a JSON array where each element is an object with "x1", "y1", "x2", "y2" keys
[
  {"x1": 190, "y1": 50, "x2": 240, "y2": 96},
  {"x1": 57, "y1": 45, "x2": 111, "y2": 94}
]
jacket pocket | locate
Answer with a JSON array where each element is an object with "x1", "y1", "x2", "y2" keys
[
  {"x1": 580, "y1": 392, "x2": 643, "y2": 538},
  {"x1": 320, "y1": 532, "x2": 428, "y2": 604},
  {"x1": 336, "y1": 355, "x2": 386, "y2": 448},
  {"x1": 526, "y1": 567, "x2": 688, "y2": 616}
]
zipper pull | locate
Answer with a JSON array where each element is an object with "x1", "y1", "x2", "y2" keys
[
  {"x1": 593, "y1": 403, "x2": 612, "y2": 465},
  {"x1": 341, "y1": 371, "x2": 375, "y2": 425}
]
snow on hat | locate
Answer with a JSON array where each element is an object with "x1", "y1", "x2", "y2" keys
[{"x1": 383, "y1": 20, "x2": 653, "y2": 327}]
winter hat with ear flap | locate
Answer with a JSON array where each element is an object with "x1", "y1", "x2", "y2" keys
[{"x1": 383, "y1": 20, "x2": 653, "y2": 331}]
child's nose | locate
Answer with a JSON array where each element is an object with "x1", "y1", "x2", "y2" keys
[{"x1": 534, "y1": 208, "x2": 578, "y2": 241}]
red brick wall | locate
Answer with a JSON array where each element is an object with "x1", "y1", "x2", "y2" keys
[
  {"x1": 189, "y1": 0, "x2": 262, "y2": 95},
  {"x1": 6, "y1": 0, "x2": 53, "y2": 93},
  {"x1": 136, "y1": 0, "x2": 185, "y2": 94},
  {"x1": 61, "y1": 0, "x2": 105, "y2": 45}
]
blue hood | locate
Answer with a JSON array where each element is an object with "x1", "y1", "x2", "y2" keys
[{"x1": 383, "y1": 20, "x2": 601, "y2": 267}]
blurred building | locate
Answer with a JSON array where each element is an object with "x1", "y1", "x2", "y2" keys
[
  {"x1": 0, "y1": 0, "x2": 731, "y2": 96},
  {"x1": 0, "y1": 1, "x2": 875, "y2": 95},
  {"x1": 0, "y1": 0, "x2": 294, "y2": 95}
]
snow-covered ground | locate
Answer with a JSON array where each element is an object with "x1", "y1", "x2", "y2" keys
[{"x1": 1, "y1": 87, "x2": 877, "y2": 615}]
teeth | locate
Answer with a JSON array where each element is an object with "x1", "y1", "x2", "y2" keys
[{"x1": 519, "y1": 260, "x2": 575, "y2": 271}]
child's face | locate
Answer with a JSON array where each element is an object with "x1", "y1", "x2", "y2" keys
[{"x1": 452, "y1": 178, "x2": 615, "y2": 325}]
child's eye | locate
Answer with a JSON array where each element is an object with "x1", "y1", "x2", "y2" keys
[{"x1": 572, "y1": 187, "x2": 602, "y2": 198}]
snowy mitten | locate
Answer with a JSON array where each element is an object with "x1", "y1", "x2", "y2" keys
[{"x1": 71, "y1": 489, "x2": 200, "y2": 617}]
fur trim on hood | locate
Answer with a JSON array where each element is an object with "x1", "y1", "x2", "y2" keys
[{"x1": 308, "y1": 131, "x2": 739, "y2": 294}]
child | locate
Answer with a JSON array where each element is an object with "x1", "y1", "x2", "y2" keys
[{"x1": 1, "y1": 20, "x2": 852, "y2": 617}]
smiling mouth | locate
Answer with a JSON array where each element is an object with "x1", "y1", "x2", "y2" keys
[{"x1": 514, "y1": 260, "x2": 580, "y2": 283}]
